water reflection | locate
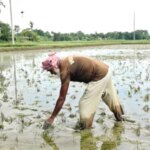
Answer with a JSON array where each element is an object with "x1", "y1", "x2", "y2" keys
[
  {"x1": 41, "y1": 122, "x2": 124, "y2": 150},
  {"x1": 101, "y1": 122, "x2": 124, "y2": 150},
  {"x1": 42, "y1": 129, "x2": 98, "y2": 150},
  {"x1": 42, "y1": 131, "x2": 59, "y2": 150},
  {"x1": 80, "y1": 129, "x2": 98, "y2": 150},
  {"x1": 0, "y1": 55, "x2": 13, "y2": 70}
]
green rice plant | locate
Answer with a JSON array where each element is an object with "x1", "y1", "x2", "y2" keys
[
  {"x1": 128, "y1": 91, "x2": 132, "y2": 97},
  {"x1": 0, "y1": 134, "x2": 8, "y2": 141},
  {"x1": 143, "y1": 105, "x2": 149, "y2": 112},
  {"x1": 0, "y1": 124, "x2": 4, "y2": 129},
  {"x1": 144, "y1": 94, "x2": 150, "y2": 102},
  {"x1": 69, "y1": 114, "x2": 76, "y2": 118},
  {"x1": 96, "y1": 118, "x2": 104, "y2": 124},
  {"x1": 135, "y1": 124, "x2": 141, "y2": 137},
  {"x1": 3, "y1": 92, "x2": 8, "y2": 102}
]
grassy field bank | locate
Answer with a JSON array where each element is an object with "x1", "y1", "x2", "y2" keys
[{"x1": 1, "y1": 40, "x2": 150, "y2": 52}]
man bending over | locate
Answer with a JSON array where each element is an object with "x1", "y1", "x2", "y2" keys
[{"x1": 42, "y1": 52, "x2": 124, "y2": 129}]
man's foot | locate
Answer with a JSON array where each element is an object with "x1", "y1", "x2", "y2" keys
[
  {"x1": 113, "y1": 105, "x2": 124, "y2": 121},
  {"x1": 114, "y1": 113, "x2": 124, "y2": 121}
]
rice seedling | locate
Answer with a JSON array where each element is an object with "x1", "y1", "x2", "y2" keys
[
  {"x1": 143, "y1": 105, "x2": 149, "y2": 112},
  {"x1": 0, "y1": 134, "x2": 8, "y2": 141},
  {"x1": 144, "y1": 94, "x2": 150, "y2": 102}
]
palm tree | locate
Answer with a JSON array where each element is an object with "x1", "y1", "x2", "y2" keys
[
  {"x1": 20, "y1": 11, "x2": 24, "y2": 18},
  {"x1": 0, "y1": 0, "x2": 5, "y2": 13},
  {"x1": 0, "y1": 1, "x2": 5, "y2": 7}
]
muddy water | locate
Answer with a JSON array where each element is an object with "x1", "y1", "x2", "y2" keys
[{"x1": 0, "y1": 46, "x2": 150, "y2": 150}]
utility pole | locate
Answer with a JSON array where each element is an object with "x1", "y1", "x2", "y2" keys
[
  {"x1": 9, "y1": 0, "x2": 15, "y2": 44},
  {"x1": 133, "y1": 12, "x2": 135, "y2": 40}
]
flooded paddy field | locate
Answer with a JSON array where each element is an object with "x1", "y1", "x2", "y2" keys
[{"x1": 0, "y1": 45, "x2": 150, "y2": 150}]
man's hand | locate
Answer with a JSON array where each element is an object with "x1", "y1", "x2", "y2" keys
[
  {"x1": 43, "y1": 117, "x2": 54, "y2": 130},
  {"x1": 43, "y1": 82, "x2": 69, "y2": 130}
]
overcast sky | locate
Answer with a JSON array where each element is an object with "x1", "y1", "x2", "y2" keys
[{"x1": 1, "y1": 0, "x2": 150, "y2": 33}]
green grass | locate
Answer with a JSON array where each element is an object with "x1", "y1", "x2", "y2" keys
[{"x1": 0, "y1": 40, "x2": 150, "y2": 52}]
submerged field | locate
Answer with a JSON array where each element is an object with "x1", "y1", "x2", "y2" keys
[{"x1": 0, "y1": 45, "x2": 150, "y2": 150}]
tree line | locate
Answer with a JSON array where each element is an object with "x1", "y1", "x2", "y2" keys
[{"x1": 0, "y1": 21, "x2": 150, "y2": 42}]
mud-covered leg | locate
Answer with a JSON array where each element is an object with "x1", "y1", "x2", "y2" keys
[
  {"x1": 79, "y1": 81, "x2": 102, "y2": 129},
  {"x1": 102, "y1": 90, "x2": 124, "y2": 121},
  {"x1": 113, "y1": 105, "x2": 124, "y2": 121},
  {"x1": 80, "y1": 113, "x2": 95, "y2": 129}
]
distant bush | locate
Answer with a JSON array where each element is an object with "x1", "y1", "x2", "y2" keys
[
  {"x1": 0, "y1": 22, "x2": 11, "y2": 41},
  {"x1": 0, "y1": 21, "x2": 150, "y2": 42},
  {"x1": 18, "y1": 29, "x2": 39, "y2": 41}
]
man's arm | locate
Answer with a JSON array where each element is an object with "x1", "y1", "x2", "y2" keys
[{"x1": 47, "y1": 82, "x2": 69, "y2": 124}]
